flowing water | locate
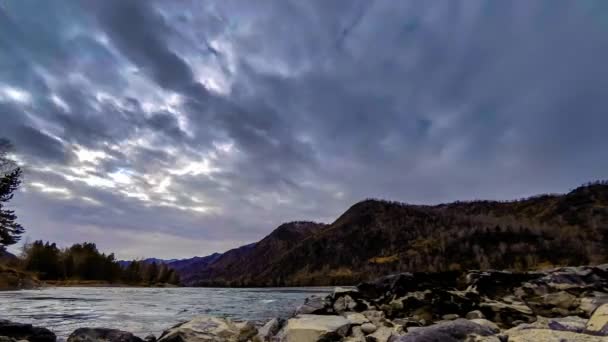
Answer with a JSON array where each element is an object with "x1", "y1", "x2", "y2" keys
[{"x1": 0, "y1": 287, "x2": 333, "y2": 340}]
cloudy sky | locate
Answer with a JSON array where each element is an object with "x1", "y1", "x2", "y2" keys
[{"x1": 1, "y1": 1, "x2": 607, "y2": 259}]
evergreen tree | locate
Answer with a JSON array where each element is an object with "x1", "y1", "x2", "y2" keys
[{"x1": 0, "y1": 139, "x2": 24, "y2": 248}]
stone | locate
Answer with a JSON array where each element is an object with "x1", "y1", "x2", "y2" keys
[
  {"x1": 468, "y1": 319, "x2": 500, "y2": 332},
  {"x1": 257, "y1": 318, "x2": 282, "y2": 342},
  {"x1": 479, "y1": 299, "x2": 535, "y2": 328},
  {"x1": 465, "y1": 310, "x2": 485, "y2": 320},
  {"x1": 360, "y1": 323, "x2": 377, "y2": 335},
  {"x1": 295, "y1": 296, "x2": 329, "y2": 315},
  {"x1": 362, "y1": 311, "x2": 386, "y2": 327},
  {"x1": 157, "y1": 316, "x2": 257, "y2": 342},
  {"x1": 506, "y1": 328, "x2": 606, "y2": 342},
  {"x1": 350, "y1": 326, "x2": 365, "y2": 339},
  {"x1": 587, "y1": 303, "x2": 608, "y2": 335},
  {"x1": 580, "y1": 295, "x2": 608, "y2": 316},
  {"x1": 68, "y1": 328, "x2": 143, "y2": 342},
  {"x1": 276, "y1": 314, "x2": 350, "y2": 342},
  {"x1": 344, "y1": 313, "x2": 369, "y2": 325},
  {"x1": 0, "y1": 320, "x2": 56, "y2": 342},
  {"x1": 392, "y1": 319, "x2": 498, "y2": 342},
  {"x1": 144, "y1": 335, "x2": 156, "y2": 342},
  {"x1": 333, "y1": 295, "x2": 358, "y2": 314},
  {"x1": 364, "y1": 327, "x2": 394, "y2": 342},
  {"x1": 442, "y1": 314, "x2": 459, "y2": 321}
]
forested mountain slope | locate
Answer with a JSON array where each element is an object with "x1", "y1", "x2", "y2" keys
[{"x1": 178, "y1": 182, "x2": 608, "y2": 286}]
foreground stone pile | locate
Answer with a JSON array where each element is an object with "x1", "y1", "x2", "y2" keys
[{"x1": 2, "y1": 265, "x2": 607, "y2": 341}]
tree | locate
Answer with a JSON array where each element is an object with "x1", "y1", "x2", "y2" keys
[{"x1": 0, "y1": 139, "x2": 24, "y2": 249}]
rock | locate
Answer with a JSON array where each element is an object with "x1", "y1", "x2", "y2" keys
[
  {"x1": 466, "y1": 270, "x2": 541, "y2": 298},
  {"x1": 364, "y1": 327, "x2": 394, "y2": 342},
  {"x1": 390, "y1": 319, "x2": 421, "y2": 329},
  {"x1": 393, "y1": 319, "x2": 499, "y2": 342},
  {"x1": 345, "y1": 326, "x2": 366, "y2": 342},
  {"x1": 257, "y1": 318, "x2": 283, "y2": 342},
  {"x1": 520, "y1": 265, "x2": 608, "y2": 298},
  {"x1": 525, "y1": 290, "x2": 583, "y2": 317},
  {"x1": 362, "y1": 311, "x2": 386, "y2": 327},
  {"x1": 144, "y1": 335, "x2": 156, "y2": 342},
  {"x1": 506, "y1": 328, "x2": 606, "y2": 342},
  {"x1": 580, "y1": 295, "x2": 608, "y2": 316},
  {"x1": 68, "y1": 328, "x2": 143, "y2": 342},
  {"x1": 468, "y1": 319, "x2": 500, "y2": 332},
  {"x1": 295, "y1": 296, "x2": 329, "y2": 315},
  {"x1": 356, "y1": 272, "x2": 460, "y2": 301},
  {"x1": 442, "y1": 314, "x2": 459, "y2": 321},
  {"x1": 344, "y1": 313, "x2": 369, "y2": 326},
  {"x1": 360, "y1": 323, "x2": 377, "y2": 335},
  {"x1": 276, "y1": 314, "x2": 350, "y2": 342},
  {"x1": 479, "y1": 299, "x2": 536, "y2": 328},
  {"x1": 587, "y1": 303, "x2": 608, "y2": 335},
  {"x1": 466, "y1": 310, "x2": 485, "y2": 320},
  {"x1": 0, "y1": 320, "x2": 56, "y2": 342},
  {"x1": 333, "y1": 295, "x2": 359, "y2": 314},
  {"x1": 157, "y1": 316, "x2": 257, "y2": 342}
]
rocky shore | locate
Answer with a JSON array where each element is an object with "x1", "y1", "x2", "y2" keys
[{"x1": 2, "y1": 265, "x2": 608, "y2": 342}]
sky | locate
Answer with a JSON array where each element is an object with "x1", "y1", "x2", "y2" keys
[{"x1": 1, "y1": 1, "x2": 608, "y2": 259}]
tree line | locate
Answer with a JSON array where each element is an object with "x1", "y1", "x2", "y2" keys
[{"x1": 22, "y1": 240, "x2": 180, "y2": 285}]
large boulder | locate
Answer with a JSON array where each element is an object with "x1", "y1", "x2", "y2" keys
[
  {"x1": 586, "y1": 303, "x2": 608, "y2": 335},
  {"x1": 276, "y1": 314, "x2": 350, "y2": 342},
  {"x1": 505, "y1": 329, "x2": 606, "y2": 342},
  {"x1": 157, "y1": 316, "x2": 257, "y2": 342},
  {"x1": 519, "y1": 265, "x2": 608, "y2": 298},
  {"x1": 0, "y1": 320, "x2": 56, "y2": 342},
  {"x1": 67, "y1": 328, "x2": 144, "y2": 342},
  {"x1": 392, "y1": 319, "x2": 498, "y2": 342}
]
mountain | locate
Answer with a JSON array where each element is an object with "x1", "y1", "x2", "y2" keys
[
  {"x1": 117, "y1": 257, "x2": 179, "y2": 268},
  {"x1": 176, "y1": 181, "x2": 608, "y2": 286},
  {"x1": 178, "y1": 222, "x2": 325, "y2": 286}
]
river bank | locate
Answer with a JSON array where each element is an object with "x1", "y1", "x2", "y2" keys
[{"x1": 1, "y1": 265, "x2": 607, "y2": 341}]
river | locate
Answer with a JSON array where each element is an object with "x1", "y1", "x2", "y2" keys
[{"x1": 0, "y1": 287, "x2": 333, "y2": 340}]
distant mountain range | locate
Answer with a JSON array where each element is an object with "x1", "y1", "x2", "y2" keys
[{"x1": 168, "y1": 182, "x2": 608, "y2": 286}]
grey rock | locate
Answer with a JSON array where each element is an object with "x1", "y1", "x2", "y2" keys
[
  {"x1": 344, "y1": 313, "x2": 370, "y2": 326},
  {"x1": 587, "y1": 303, "x2": 608, "y2": 335},
  {"x1": 442, "y1": 314, "x2": 459, "y2": 321},
  {"x1": 465, "y1": 311, "x2": 485, "y2": 320},
  {"x1": 276, "y1": 314, "x2": 350, "y2": 342},
  {"x1": 506, "y1": 328, "x2": 606, "y2": 342},
  {"x1": 257, "y1": 318, "x2": 283, "y2": 342},
  {"x1": 0, "y1": 320, "x2": 56, "y2": 342},
  {"x1": 392, "y1": 319, "x2": 498, "y2": 342},
  {"x1": 364, "y1": 327, "x2": 394, "y2": 342},
  {"x1": 295, "y1": 296, "x2": 329, "y2": 315},
  {"x1": 360, "y1": 323, "x2": 377, "y2": 335},
  {"x1": 157, "y1": 316, "x2": 257, "y2": 342},
  {"x1": 67, "y1": 328, "x2": 143, "y2": 342}
]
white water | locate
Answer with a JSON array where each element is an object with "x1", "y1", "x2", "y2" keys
[{"x1": 0, "y1": 287, "x2": 332, "y2": 340}]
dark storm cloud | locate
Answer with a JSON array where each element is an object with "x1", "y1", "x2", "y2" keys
[
  {"x1": 2, "y1": 0, "x2": 608, "y2": 258},
  {"x1": 92, "y1": 0, "x2": 199, "y2": 92}
]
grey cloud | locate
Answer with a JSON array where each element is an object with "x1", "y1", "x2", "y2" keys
[{"x1": 2, "y1": 0, "x2": 608, "y2": 258}]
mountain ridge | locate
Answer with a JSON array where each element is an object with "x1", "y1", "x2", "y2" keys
[{"x1": 171, "y1": 181, "x2": 608, "y2": 286}]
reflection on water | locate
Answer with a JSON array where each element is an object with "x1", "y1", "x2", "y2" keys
[{"x1": 0, "y1": 287, "x2": 332, "y2": 340}]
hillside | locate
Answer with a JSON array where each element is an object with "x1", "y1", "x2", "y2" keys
[{"x1": 178, "y1": 182, "x2": 608, "y2": 286}]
